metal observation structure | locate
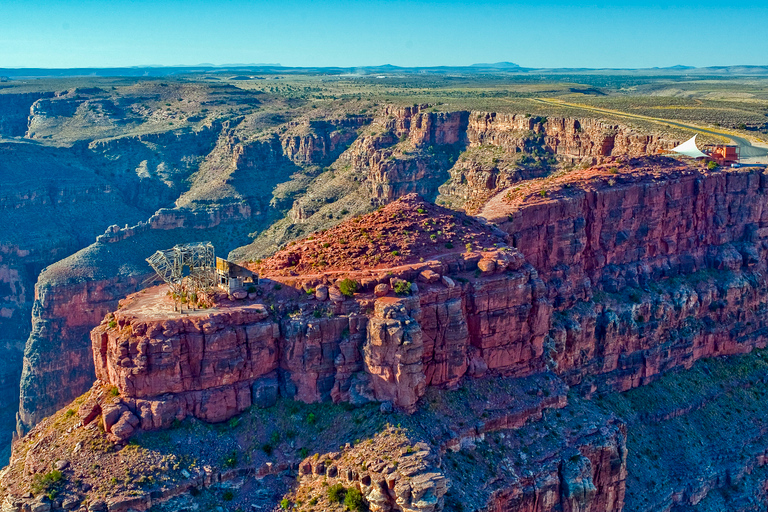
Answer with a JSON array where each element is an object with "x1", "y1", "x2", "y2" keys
[{"x1": 146, "y1": 242, "x2": 216, "y2": 310}]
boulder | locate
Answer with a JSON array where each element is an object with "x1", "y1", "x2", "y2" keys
[
  {"x1": 101, "y1": 402, "x2": 126, "y2": 431},
  {"x1": 328, "y1": 287, "x2": 345, "y2": 302},
  {"x1": 441, "y1": 276, "x2": 456, "y2": 288},
  {"x1": 477, "y1": 259, "x2": 496, "y2": 273},
  {"x1": 231, "y1": 289, "x2": 248, "y2": 300},
  {"x1": 315, "y1": 285, "x2": 329, "y2": 301},
  {"x1": 374, "y1": 283, "x2": 390, "y2": 297},
  {"x1": 30, "y1": 501, "x2": 51, "y2": 512},
  {"x1": 418, "y1": 269, "x2": 440, "y2": 284},
  {"x1": 88, "y1": 500, "x2": 107, "y2": 512},
  {"x1": 110, "y1": 410, "x2": 140, "y2": 440},
  {"x1": 77, "y1": 396, "x2": 101, "y2": 426},
  {"x1": 61, "y1": 497, "x2": 81, "y2": 510}
]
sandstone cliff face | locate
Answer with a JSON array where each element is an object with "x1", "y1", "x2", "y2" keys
[
  {"x1": 91, "y1": 165, "x2": 768, "y2": 430},
  {"x1": 15, "y1": 200, "x2": 257, "y2": 437},
  {"x1": 77, "y1": 163, "x2": 768, "y2": 512},
  {"x1": 439, "y1": 113, "x2": 677, "y2": 212},
  {"x1": 343, "y1": 109, "x2": 467, "y2": 203},
  {"x1": 17, "y1": 273, "x2": 147, "y2": 434},
  {"x1": 280, "y1": 116, "x2": 370, "y2": 166},
  {"x1": 13, "y1": 112, "x2": 374, "y2": 439},
  {"x1": 0, "y1": 92, "x2": 53, "y2": 137},
  {"x1": 482, "y1": 162, "x2": 768, "y2": 391}
]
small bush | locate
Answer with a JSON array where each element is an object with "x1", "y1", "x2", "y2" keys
[
  {"x1": 393, "y1": 281, "x2": 412, "y2": 296},
  {"x1": 223, "y1": 490, "x2": 235, "y2": 501},
  {"x1": 707, "y1": 160, "x2": 719, "y2": 170},
  {"x1": 108, "y1": 386, "x2": 119, "y2": 397},
  {"x1": 108, "y1": 320, "x2": 117, "y2": 329},
  {"x1": 280, "y1": 498, "x2": 291, "y2": 509},
  {"x1": 539, "y1": 189, "x2": 548, "y2": 197},
  {"x1": 328, "y1": 483, "x2": 347, "y2": 503},
  {"x1": 274, "y1": 284, "x2": 282, "y2": 291},
  {"x1": 445, "y1": 242, "x2": 454, "y2": 249},
  {"x1": 247, "y1": 285, "x2": 257, "y2": 293},
  {"x1": 417, "y1": 208, "x2": 425, "y2": 214},
  {"x1": 344, "y1": 487, "x2": 365, "y2": 511},
  {"x1": 338, "y1": 279, "x2": 359, "y2": 297},
  {"x1": 391, "y1": 250, "x2": 400, "y2": 257},
  {"x1": 31, "y1": 470, "x2": 63, "y2": 496},
  {"x1": 306, "y1": 412, "x2": 317, "y2": 425},
  {"x1": 299, "y1": 447, "x2": 309, "y2": 458},
  {"x1": 223, "y1": 450, "x2": 238, "y2": 468}
]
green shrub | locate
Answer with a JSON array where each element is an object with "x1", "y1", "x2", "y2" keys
[
  {"x1": 31, "y1": 470, "x2": 63, "y2": 496},
  {"x1": 280, "y1": 498, "x2": 291, "y2": 509},
  {"x1": 393, "y1": 281, "x2": 412, "y2": 296},
  {"x1": 328, "y1": 483, "x2": 347, "y2": 503},
  {"x1": 445, "y1": 242, "x2": 454, "y2": 249},
  {"x1": 391, "y1": 250, "x2": 400, "y2": 257},
  {"x1": 344, "y1": 487, "x2": 365, "y2": 511},
  {"x1": 306, "y1": 412, "x2": 317, "y2": 425},
  {"x1": 108, "y1": 320, "x2": 117, "y2": 329},
  {"x1": 223, "y1": 450, "x2": 238, "y2": 468},
  {"x1": 247, "y1": 285, "x2": 257, "y2": 293},
  {"x1": 223, "y1": 490, "x2": 234, "y2": 501},
  {"x1": 417, "y1": 208, "x2": 425, "y2": 214},
  {"x1": 707, "y1": 160, "x2": 719, "y2": 170},
  {"x1": 338, "y1": 279, "x2": 359, "y2": 297}
]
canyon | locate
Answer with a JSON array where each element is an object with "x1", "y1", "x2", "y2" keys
[
  {"x1": 4, "y1": 155, "x2": 768, "y2": 511},
  {"x1": 3, "y1": 75, "x2": 768, "y2": 512}
]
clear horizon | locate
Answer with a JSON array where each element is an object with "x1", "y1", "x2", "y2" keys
[{"x1": 1, "y1": 0, "x2": 766, "y2": 69}]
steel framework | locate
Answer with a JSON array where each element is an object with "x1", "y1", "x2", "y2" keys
[{"x1": 146, "y1": 242, "x2": 216, "y2": 310}]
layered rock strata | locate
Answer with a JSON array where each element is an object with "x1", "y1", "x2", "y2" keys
[{"x1": 89, "y1": 163, "x2": 768, "y2": 438}]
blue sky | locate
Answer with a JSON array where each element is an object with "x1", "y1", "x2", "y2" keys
[{"x1": 0, "y1": 0, "x2": 766, "y2": 69}]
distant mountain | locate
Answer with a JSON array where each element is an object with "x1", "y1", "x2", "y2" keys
[
  {"x1": 470, "y1": 62, "x2": 521, "y2": 69},
  {"x1": 2, "y1": 62, "x2": 768, "y2": 79},
  {"x1": 658, "y1": 65, "x2": 696, "y2": 70}
]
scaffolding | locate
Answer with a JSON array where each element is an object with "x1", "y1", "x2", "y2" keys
[{"x1": 146, "y1": 242, "x2": 216, "y2": 310}]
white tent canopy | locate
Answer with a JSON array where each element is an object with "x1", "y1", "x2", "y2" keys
[{"x1": 670, "y1": 134, "x2": 709, "y2": 159}]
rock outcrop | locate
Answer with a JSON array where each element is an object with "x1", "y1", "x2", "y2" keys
[
  {"x1": 294, "y1": 427, "x2": 448, "y2": 512},
  {"x1": 85, "y1": 162, "x2": 768, "y2": 434}
]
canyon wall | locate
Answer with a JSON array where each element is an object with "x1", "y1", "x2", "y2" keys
[
  {"x1": 0, "y1": 92, "x2": 53, "y2": 137},
  {"x1": 90, "y1": 164, "x2": 768, "y2": 434},
  {"x1": 10, "y1": 107, "x2": 678, "y2": 445}
]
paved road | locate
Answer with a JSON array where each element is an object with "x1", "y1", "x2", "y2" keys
[{"x1": 530, "y1": 98, "x2": 768, "y2": 160}]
